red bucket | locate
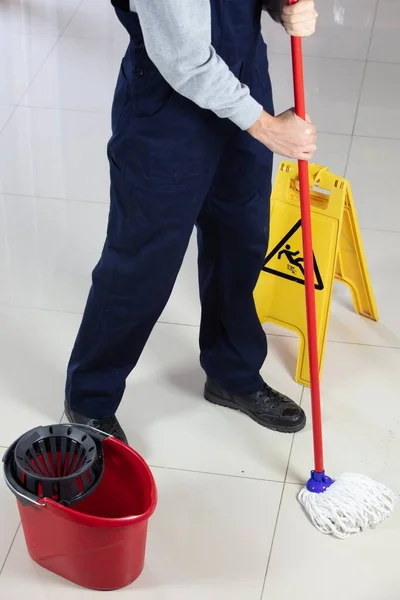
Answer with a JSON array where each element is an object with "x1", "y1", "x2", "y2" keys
[{"x1": 8, "y1": 435, "x2": 157, "y2": 590}]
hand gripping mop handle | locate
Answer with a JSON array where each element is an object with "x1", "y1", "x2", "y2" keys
[{"x1": 288, "y1": 0, "x2": 324, "y2": 476}]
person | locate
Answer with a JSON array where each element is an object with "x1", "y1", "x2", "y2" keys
[{"x1": 65, "y1": 0, "x2": 318, "y2": 444}]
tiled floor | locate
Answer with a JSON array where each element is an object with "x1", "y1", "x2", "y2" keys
[{"x1": 0, "y1": 0, "x2": 399, "y2": 598}]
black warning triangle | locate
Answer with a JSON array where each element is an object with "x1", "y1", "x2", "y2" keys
[{"x1": 262, "y1": 220, "x2": 324, "y2": 291}]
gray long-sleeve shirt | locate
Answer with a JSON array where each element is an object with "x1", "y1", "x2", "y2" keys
[{"x1": 128, "y1": 0, "x2": 271, "y2": 130}]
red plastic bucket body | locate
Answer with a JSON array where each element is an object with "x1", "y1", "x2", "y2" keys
[{"x1": 17, "y1": 438, "x2": 157, "y2": 590}]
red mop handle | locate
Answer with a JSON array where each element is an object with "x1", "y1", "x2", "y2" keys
[{"x1": 288, "y1": 0, "x2": 324, "y2": 473}]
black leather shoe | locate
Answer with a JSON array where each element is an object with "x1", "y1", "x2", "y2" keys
[
  {"x1": 64, "y1": 403, "x2": 129, "y2": 445},
  {"x1": 204, "y1": 378, "x2": 306, "y2": 433}
]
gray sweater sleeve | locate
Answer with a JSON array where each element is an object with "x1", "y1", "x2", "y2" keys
[{"x1": 129, "y1": 0, "x2": 264, "y2": 130}]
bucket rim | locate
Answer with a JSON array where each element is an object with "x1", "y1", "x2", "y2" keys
[
  {"x1": 3, "y1": 424, "x2": 106, "y2": 507},
  {"x1": 28, "y1": 438, "x2": 157, "y2": 528}
]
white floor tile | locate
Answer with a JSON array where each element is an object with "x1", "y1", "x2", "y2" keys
[
  {"x1": 0, "y1": 0, "x2": 80, "y2": 35},
  {"x1": 286, "y1": 342, "x2": 400, "y2": 491},
  {"x1": 262, "y1": 483, "x2": 400, "y2": 600},
  {"x1": 0, "y1": 469, "x2": 281, "y2": 599},
  {"x1": 0, "y1": 307, "x2": 79, "y2": 448},
  {"x1": 22, "y1": 36, "x2": 127, "y2": 112},
  {"x1": 0, "y1": 448, "x2": 21, "y2": 571},
  {"x1": 355, "y1": 62, "x2": 400, "y2": 139},
  {"x1": 345, "y1": 136, "x2": 400, "y2": 232},
  {"x1": 369, "y1": 0, "x2": 400, "y2": 64},
  {"x1": 310, "y1": 132, "x2": 352, "y2": 176},
  {"x1": 0, "y1": 194, "x2": 108, "y2": 312},
  {"x1": 0, "y1": 33, "x2": 57, "y2": 105},
  {"x1": 119, "y1": 322, "x2": 302, "y2": 481},
  {"x1": 0, "y1": 106, "x2": 14, "y2": 133},
  {"x1": 263, "y1": 0, "x2": 377, "y2": 61},
  {"x1": 0, "y1": 195, "x2": 201, "y2": 321},
  {"x1": 269, "y1": 54, "x2": 365, "y2": 134},
  {"x1": 63, "y1": 0, "x2": 129, "y2": 41},
  {"x1": 329, "y1": 229, "x2": 400, "y2": 348},
  {"x1": 0, "y1": 107, "x2": 110, "y2": 202}
]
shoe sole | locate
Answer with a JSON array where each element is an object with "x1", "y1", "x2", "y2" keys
[{"x1": 204, "y1": 385, "x2": 306, "y2": 434}]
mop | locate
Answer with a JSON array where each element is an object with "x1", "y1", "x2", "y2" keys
[{"x1": 287, "y1": 0, "x2": 397, "y2": 538}]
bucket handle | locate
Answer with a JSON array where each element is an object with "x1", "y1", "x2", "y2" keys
[
  {"x1": 69, "y1": 423, "x2": 111, "y2": 440},
  {"x1": 3, "y1": 474, "x2": 43, "y2": 507}
]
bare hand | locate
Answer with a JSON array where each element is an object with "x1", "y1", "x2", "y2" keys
[
  {"x1": 281, "y1": 0, "x2": 318, "y2": 38},
  {"x1": 247, "y1": 109, "x2": 317, "y2": 160}
]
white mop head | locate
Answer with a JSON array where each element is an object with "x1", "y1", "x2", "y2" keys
[{"x1": 298, "y1": 473, "x2": 397, "y2": 539}]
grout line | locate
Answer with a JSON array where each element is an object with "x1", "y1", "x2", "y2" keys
[
  {"x1": 344, "y1": 133, "x2": 400, "y2": 142},
  {"x1": 0, "y1": 303, "x2": 83, "y2": 316},
  {"x1": 268, "y1": 51, "x2": 377, "y2": 64},
  {"x1": 2, "y1": 110, "x2": 400, "y2": 142},
  {"x1": 148, "y1": 464, "x2": 288, "y2": 485},
  {"x1": 268, "y1": 52, "x2": 400, "y2": 66},
  {"x1": 326, "y1": 339, "x2": 400, "y2": 351},
  {"x1": 366, "y1": 0, "x2": 380, "y2": 63},
  {"x1": 17, "y1": 104, "x2": 110, "y2": 115},
  {"x1": 12, "y1": 0, "x2": 86, "y2": 111},
  {"x1": 258, "y1": 388, "x2": 305, "y2": 598},
  {"x1": 0, "y1": 191, "x2": 108, "y2": 205},
  {"x1": 15, "y1": 43, "x2": 61, "y2": 108},
  {"x1": 299, "y1": 384, "x2": 305, "y2": 407},
  {"x1": 259, "y1": 410, "x2": 298, "y2": 598},
  {"x1": 343, "y1": 129, "x2": 355, "y2": 180},
  {"x1": 365, "y1": 59, "x2": 400, "y2": 66},
  {"x1": 0, "y1": 106, "x2": 18, "y2": 136},
  {"x1": 351, "y1": 67, "x2": 366, "y2": 138},
  {"x1": 157, "y1": 319, "x2": 199, "y2": 329},
  {"x1": 0, "y1": 524, "x2": 21, "y2": 577},
  {"x1": 0, "y1": 444, "x2": 307, "y2": 481},
  {"x1": 284, "y1": 480, "x2": 304, "y2": 486},
  {"x1": 2, "y1": 191, "x2": 400, "y2": 233},
  {"x1": 5, "y1": 107, "x2": 399, "y2": 140},
  {"x1": 0, "y1": 304, "x2": 399, "y2": 351},
  {"x1": 357, "y1": 226, "x2": 400, "y2": 234},
  {"x1": 350, "y1": 1, "x2": 379, "y2": 138}
]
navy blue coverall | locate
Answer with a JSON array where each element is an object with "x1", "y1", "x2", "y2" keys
[{"x1": 66, "y1": 0, "x2": 275, "y2": 418}]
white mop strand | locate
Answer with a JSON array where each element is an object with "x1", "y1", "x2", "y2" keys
[{"x1": 298, "y1": 473, "x2": 397, "y2": 539}]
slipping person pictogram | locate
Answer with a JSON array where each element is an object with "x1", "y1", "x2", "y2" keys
[
  {"x1": 263, "y1": 219, "x2": 324, "y2": 290},
  {"x1": 278, "y1": 244, "x2": 305, "y2": 276}
]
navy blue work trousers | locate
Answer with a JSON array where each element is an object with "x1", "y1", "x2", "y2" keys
[{"x1": 66, "y1": 2, "x2": 274, "y2": 418}]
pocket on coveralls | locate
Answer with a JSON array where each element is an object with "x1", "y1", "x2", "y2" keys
[{"x1": 129, "y1": 45, "x2": 175, "y2": 119}]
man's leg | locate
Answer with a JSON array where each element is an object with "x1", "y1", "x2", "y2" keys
[
  {"x1": 197, "y1": 47, "x2": 306, "y2": 432},
  {"x1": 66, "y1": 49, "x2": 224, "y2": 432},
  {"x1": 197, "y1": 127, "x2": 271, "y2": 395}
]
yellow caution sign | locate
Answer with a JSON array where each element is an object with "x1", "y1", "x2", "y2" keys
[{"x1": 254, "y1": 162, "x2": 378, "y2": 387}]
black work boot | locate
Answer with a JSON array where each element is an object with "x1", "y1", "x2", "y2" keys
[
  {"x1": 204, "y1": 378, "x2": 306, "y2": 433},
  {"x1": 64, "y1": 403, "x2": 129, "y2": 445}
]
